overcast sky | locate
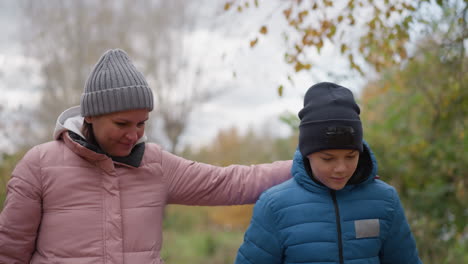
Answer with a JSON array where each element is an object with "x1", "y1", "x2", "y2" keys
[{"x1": 0, "y1": 1, "x2": 367, "y2": 153}]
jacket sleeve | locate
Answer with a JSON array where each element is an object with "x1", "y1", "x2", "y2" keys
[
  {"x1": 380, "y1": 188, "x2": 422, "y2": 264},
  {"x1": 0, "y1": 147, "x2": 43, "y2": 264},
  {"x1": 163, "y1": 150, "x2": 292, "y2": 205},
  {"x1": 235, "y1": 192, "x2": 283, "y2": 264}
]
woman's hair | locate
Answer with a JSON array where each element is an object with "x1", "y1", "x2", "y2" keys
[{"x1": 81, "y1": 121, "x2": 98, "y2": 146}]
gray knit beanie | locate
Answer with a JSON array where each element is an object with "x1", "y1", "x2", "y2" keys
[{"x1": 80, "y1": 49, "x2": 154, "y2": 117}]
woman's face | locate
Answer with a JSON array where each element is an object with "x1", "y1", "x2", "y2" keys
[
  {"x1": 307, "y1": 149, "x2": 359, "y2": 190},
  {"x1": 84, "y1": 109, "x2": 149, "y2": 157}
]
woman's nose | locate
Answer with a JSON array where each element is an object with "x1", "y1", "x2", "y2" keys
[{"x1": 125, "y1": 129, "x2": 138, "y2": 141}]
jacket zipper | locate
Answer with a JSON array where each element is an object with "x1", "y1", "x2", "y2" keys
[{"x1": 331, "y1": 190, "x2": 344, "y2": 264}]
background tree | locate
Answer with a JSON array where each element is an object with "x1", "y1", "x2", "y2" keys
[
  {"x1": 225, "y1": 0, "x2": 465, "y2": 94},
  {"x1": 133, "y1": 0, "x2": 226, "y2": 153},
  {"x1": 360, "y1": 3, "x2": 467, "y2": 261},
  {"x1": 20, "y1": 0, "x2": 133, "y2": 138},
  {"x1": 19, "y1": 0, "x2": 225, "y2": 153}
]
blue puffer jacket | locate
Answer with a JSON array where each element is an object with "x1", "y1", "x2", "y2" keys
[{"x1": 235, "y1": 142, "x2": 422, "y2": 264}]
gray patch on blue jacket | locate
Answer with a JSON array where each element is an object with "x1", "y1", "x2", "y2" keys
[{"x1": 355, "y1": 219, "x2": 380, "y2": 238}]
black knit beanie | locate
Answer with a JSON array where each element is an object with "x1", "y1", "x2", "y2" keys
[{"x1": 298, "y1": 82, "x2": 363, "y2": 157}]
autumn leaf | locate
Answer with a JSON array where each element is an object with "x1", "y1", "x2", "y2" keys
[
  {"x1": 369, "y1": 19, "x2": 376, "y2": 30},
  {"x1": 259, "y1": 25, "x2": 268, "y2": 34},
  {"x1": 294, "y1": 62, "x2": 302, "y2": 72},
  {"x1": 402, "y1": 3, "x2": 416, "y2": 11},
  {"x1": 250, "y1": 38, "x2": 258, "y2": 47},
  {"x1": 287, "y1": 75, "x2": 294, "y2": 85},
  {"x1": 316, "y1": 40, "x2": 323, "y2": 52},
  {"x1": 294, "y1": 62, "x2": 311, "y2": 72},
  {"x1": 283, "y1": 8, "x2": 292, "y2": 19},
  {"x1": 278, "y1": 85, "x2": 283, "y2": 96},
  {"x1": 298, "y1": 10, "x2": 309, "y2": 23},
  {"x1": 348, "y1": 14, "x2": 355, "y2": 25},
  {"x1": 340, "y1": 44, "x2": 347, "y2": 54},
  {"x1": 328, "y1": 24, "x2": 337, "y2": 38},
  {"x1": 295, "y1": 44, "x2": 302, "y2": 53}
]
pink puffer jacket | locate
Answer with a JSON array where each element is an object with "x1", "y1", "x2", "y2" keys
[{"x1": 0, "y1": 131, "x2": 291, "y2": 264}]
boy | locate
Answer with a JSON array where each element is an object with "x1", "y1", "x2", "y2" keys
[{"x1": 235, "y1": 82, "x2": 422, "y2": 264}]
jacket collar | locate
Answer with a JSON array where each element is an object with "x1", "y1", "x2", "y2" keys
[
  {"x1": 292, "y1": 141, "x2": 378, "y2": 193},
  {"x1": 68, "y1": 131, "x2": 145, "y2": 167}
]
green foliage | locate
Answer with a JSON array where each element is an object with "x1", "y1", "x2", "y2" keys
[
  {"x1": 162, "y1": 205, "x2": 245, "y2": 263},
  {"x1": 361, "y1": 15, "x2": 467, "y2": 262},
  {"x1": 278, "y1": 111, "x2": 300, "y2": 132},
  {"x1": 0, "y1": 151, "x2": 27, "y2": 210}
]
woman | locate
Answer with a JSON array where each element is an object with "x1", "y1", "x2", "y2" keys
[
  {"x1": 235, "y1": 82, "x2": 422, "y2": 264},
  {"x1": 0, "y1": 49, "x2": 292, "y2": 264}
]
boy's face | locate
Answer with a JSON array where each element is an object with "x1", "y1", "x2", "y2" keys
[{"x1": 307, "y1": 149, "x2": 359, "y2": 190}]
